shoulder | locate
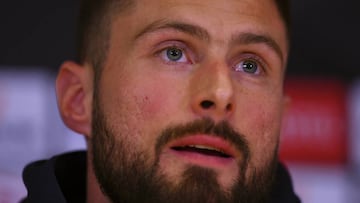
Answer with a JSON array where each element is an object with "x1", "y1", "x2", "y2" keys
[
  {"x1": 21, "y1": 151, "x2": 87, "y2": 203},
  {"x1": 270, "y1": 163, "x2": 301, "y2": 203}
]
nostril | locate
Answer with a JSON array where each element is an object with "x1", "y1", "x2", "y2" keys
[
  {"x1": 200, "y1": 100, "x2": 214, "y2": 109},
  {"x1": 226, "y1": 103, "x2": 232, "y2": 111}
]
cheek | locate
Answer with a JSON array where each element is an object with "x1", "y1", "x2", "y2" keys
[
  {"x1": 111, "y1": 77, "x2": 184, "y2": 139},
  {"x1": 129, "y1": 81, "x2": 177, "y2": 121},
  {"x1": 235, "y1": 94, "x2": 283, "y2": 161},
  {"x1": 116, "y1": 79, "x2": 186, "y2": 154}
]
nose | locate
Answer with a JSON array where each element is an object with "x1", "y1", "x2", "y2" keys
[{"x1": 190, "y1": 61, "x2": 235, "y2": 121}]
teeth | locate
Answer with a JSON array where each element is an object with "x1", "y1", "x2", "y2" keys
[{"x1": 187, "y1": 145, "x2": 224, "y2": 153}]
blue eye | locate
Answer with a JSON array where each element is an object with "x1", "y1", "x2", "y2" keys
[
  {"x1": 167, "y1": 47, "x2": 183, "y2": 61},
  {"x1": 235, "y1": 59, "x2": 260, "y2": 74},
  {"x1": 159, "y1": 47, "x2": 189, "y2": 63}
]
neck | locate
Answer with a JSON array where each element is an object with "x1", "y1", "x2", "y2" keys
[{"x1": 86, "y1": 149, "x2": 111, "y2": 203}]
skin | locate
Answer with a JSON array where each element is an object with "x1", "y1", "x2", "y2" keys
[{"x1": 56, "y1": 0, "x2": 288, "y2": 202}]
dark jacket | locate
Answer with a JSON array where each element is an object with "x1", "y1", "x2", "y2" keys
[{"x1": 21, "y1": 151, "x2": 301, "y2": 203}]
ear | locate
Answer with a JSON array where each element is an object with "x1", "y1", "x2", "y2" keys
[{"x1": 56, "y1": 61, "x2": 93, "y2": 138}]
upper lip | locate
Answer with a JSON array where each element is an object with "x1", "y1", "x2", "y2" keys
[{"x1": 167, "y1": 134, "x2": 238, "y2": 158}]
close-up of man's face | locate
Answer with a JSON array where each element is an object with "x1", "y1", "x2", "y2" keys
[{"x1": 86, "y1": 0, "x2": 288, "y2": 202}]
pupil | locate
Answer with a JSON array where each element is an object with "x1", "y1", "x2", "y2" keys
[
  {"x1": 243, "y1": 61, "x2": 257, "y2": 73},
  {"x1": 167, "y1": 48, "x2": 182, "y2": 61}
]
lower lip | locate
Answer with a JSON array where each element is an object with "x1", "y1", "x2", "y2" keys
[{"x1": 165, "y1": 148, "x2": 236, "y2": 169}]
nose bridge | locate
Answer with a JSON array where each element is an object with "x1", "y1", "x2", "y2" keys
[
  {"x1": 190, "y1": 60, "x2": 235, "y2": 120},
  {"x1": 210, "y1": 63, "x2": 234, "y2": 107}
]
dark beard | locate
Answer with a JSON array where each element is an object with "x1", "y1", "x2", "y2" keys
[{"x1": 91, "y1": 95, "x2": 278, "y2": 203}]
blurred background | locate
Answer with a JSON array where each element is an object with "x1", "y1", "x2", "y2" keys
[{"x1": 0, "y1": 0, "x2": 359, "y2": 202}]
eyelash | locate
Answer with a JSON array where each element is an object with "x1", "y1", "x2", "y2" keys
[
  {"x1": 153, "y1": 42, "x2": 267, "y2": 75},
  {"x1": 155, "y1": 42, "x2": 193, "y2": 65},
  {"x1": 232, "y1": 53, "x2": 267, "y2": 75}
]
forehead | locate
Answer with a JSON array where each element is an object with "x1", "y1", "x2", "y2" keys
[{"x1": 110, "y1": 0, "x2": 287, "y2": 57}]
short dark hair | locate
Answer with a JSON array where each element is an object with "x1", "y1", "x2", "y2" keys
[
  {"x1": 77, "y1": 0, "x2": 290, "y2": 73},
  {"x1": 275, "y1": 0, "x2": 291, "y2": 34},
  {"x1": 77, "y1": 0, "x2": 134, "y2": 74}
]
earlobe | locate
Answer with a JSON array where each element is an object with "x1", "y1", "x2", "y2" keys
[{"x1": 56, "y1": 61, "x2": 93, "y2": 137}]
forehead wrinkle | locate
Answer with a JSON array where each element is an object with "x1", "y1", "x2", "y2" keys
[
  {"x1": 230, "y1": 32, "x2": 284, "y2": 63},
  {"x1": 134, "y1": 19, "x2": 210, "y2": 42}
]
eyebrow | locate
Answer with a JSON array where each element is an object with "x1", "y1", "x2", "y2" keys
[
  {"x1": 134, "y1": 19, "x2": 210, "y2": 42},
  {"x1": 230, "y1": 32, "x2": 284, "y2": 62},
  {"x1": 134, "y1": 20, "x2": 283, "y2": 62}
]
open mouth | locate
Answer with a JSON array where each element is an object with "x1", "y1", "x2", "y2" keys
[
  {"x1": 166, "y1": 135, "x2": 237, "y2": 162},
  {"x1": 160, "y1": 135, "x2": 239, "y2": 169},
  {"x1": 171, "y1": 145, "x2": 232, "y2": 158},
  {"x1": 159, "y1": 135, "x2": 241, "y2": 171}
]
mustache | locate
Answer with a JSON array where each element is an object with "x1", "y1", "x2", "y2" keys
[{"x1": 155, "y1": 118, "x2": 250, "y2": 162}]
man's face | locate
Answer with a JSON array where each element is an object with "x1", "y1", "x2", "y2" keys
[{"x1": 91, "y1": 0, "x2": 288, "y2": 202}]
